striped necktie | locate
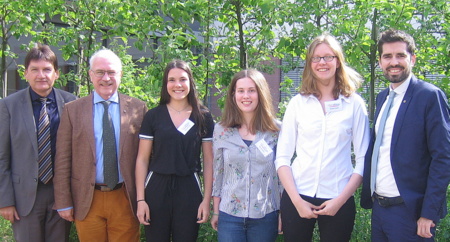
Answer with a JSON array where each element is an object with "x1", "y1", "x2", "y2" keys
[{"x1": 37, "y1": 98, "x2": 52, "y2": 184}]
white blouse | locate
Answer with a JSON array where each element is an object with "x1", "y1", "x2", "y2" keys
[{"x1": 275, "y1": 93, "x2": 370, "y2": 199}]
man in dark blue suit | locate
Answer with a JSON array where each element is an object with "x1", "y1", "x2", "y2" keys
[{"x1": 361, "y1": 29, "x2": 450, "y2": 241}]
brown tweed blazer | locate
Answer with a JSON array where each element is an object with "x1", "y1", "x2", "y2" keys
[{"x1": 53, "y1": 93, "x2": 147, "y2": 220}]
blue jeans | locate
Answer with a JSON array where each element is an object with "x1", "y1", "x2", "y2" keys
[{"x1": 218, "y1": 211, "x2": 278, "y2": 242}]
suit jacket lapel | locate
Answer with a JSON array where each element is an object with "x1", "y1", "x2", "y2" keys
[
  {"x1": 20, "y1": 87, "x2": 38, "y2": 153},
  {"x1": 374, "y1": 89, "x2": 389, "y2": 128},
  {"x1": 54, "y1": 88, "x2": 65, "y2": 115},
  {"x1": 118, "y1": 93, "x2": 129, "y2": 159},
  {"x1": 391, "y1": 76, "x2": 416, "y2": 150},
  {"x1": 83, "y1": 94, "x2": 96, "y2": 162}
]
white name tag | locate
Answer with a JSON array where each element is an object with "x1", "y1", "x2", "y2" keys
[
  {"x1": 255, "y1": 139, "x2": 273, "y2": 157},
  {"x1": 325, "y1": 99, "x2": 342, "y2": 113},
  {"x1": 177, "y1": 119, "x2": 195, "y2": 135}
]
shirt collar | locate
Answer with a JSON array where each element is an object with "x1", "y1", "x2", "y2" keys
[
  {"x1": 305, "y1": 93, "x2": 351, "y2": 103},
  {"x1": 29, "y1": 87, "x2": 55, "y2": 102},
  {"x1": 390, "y1": 73, "x2": 412, "y2": 95},
  {"x1": 93, "y1": 91, "x2": 119, "y2": 104}
]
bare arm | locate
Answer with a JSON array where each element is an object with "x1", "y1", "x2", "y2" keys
[
  {"x1": 197, "y1": 141, "x2": 213, "y2": 223},
  {"x1": 135, "y1": 139, "x2": 152, "y2": 225}
]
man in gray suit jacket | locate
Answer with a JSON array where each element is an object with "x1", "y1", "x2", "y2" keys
[{"x1": 0, "y1": 44, "x2": 76, "y2": 241}]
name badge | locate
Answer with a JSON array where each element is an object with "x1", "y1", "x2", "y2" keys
[
  {"x1": 177, "y1": 119, "x2": 195, "y2": 135},
  {"x1": 255, "y1": 139, "x2": 273, "y2": 157},
  {"x1": 325, "y1": 99, "x2": 342, "y2": 113}
]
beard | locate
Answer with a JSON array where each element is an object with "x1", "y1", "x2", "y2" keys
[{"x1": 382, "y1": 65, "x2": 411, "y2": 83}]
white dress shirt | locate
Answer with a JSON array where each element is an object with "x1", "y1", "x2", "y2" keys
[
  {"x1": 375, "y1": 76, "x2": 411, "y2": 197},
  {"x1": 275, "y1": 93, "x2": 370, "y2": 199}
]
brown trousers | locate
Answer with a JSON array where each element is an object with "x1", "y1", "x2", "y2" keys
[{"x1": 75, "y1": 186, "x2": 139, "y2": 242}]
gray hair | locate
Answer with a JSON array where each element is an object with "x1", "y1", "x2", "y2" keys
[{"x1": 89, "y1": 48, "x2": 122, "y2": 71}]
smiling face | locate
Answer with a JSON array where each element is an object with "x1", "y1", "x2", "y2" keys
[
  {"x1": 234, "y1": 77, "x2": 259, "y2": 115},
  {"x1": 25, "y1": 59, "x2": 59, "y2": 97},
  {"x1": 311, "y1": 43, "x2": 340, "y2": 84},
  {"x1": 89, "y1": 56, "x2": 122, "y2": 100},
  {"x1": 166, "y1": 68, "x2": 190, "y2": 102},
  {"x1": 379, "y1": 41, "x2": 416, "y2": 87}
]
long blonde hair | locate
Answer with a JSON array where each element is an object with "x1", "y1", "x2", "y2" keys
[
  {"x1": 220, "y1": 69, "x2": 279, "y2": 134},
  {"x1": 300, "y1": 34, "x2": 362, "y2": 99}
]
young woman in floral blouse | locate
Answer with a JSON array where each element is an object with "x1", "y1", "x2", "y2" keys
[{"x1": 211, "y1": 69, "x2": 282, "y2": 242}]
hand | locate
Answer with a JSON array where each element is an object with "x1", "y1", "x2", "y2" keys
[
  {"x1": 137, "y1": 201, "x2": 151, "y2": 225},
  {"x1": 197, "y1": 200, "x2": 210, "y2": 223},
  {"x1": 417, "y1": 217, "x2": 435, "y2": 238},
  {"x1": 313, "y1": 198, "x2": 344, "y2": 216},
  {"x1": 58, "y1": 209, "x2": 74, "y2": 222},
  {"x1": 0, "y1": 206, "x2": 20, "y2": 223},
  {"x1": 210, "y1": 213, "x2": 219, "y2": 231},
  {"x1": 293, "y1": 199, "x2": 319, "y2": 219}
]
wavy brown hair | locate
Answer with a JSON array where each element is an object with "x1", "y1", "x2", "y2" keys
[
  {"x1": 300, "y1": 34, "x2": 362, "y2": 99},
  {"x1": 220, "y1": 69, "x2": 279, "y2": 134}
]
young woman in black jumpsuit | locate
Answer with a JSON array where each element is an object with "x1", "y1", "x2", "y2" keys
[{"x1": 135, "y1": 60, "x2": 214, "y2": 242}]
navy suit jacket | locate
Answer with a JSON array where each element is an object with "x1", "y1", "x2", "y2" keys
[{"x1": 361, "y1": 75, "x2": 450, "y2": 223}]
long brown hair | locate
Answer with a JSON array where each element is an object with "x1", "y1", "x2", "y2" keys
[
  {"x1": 220, "y1": 69, "x2": 278, "y2": 134},
  {"x1": 300, "y1": 34, "x2": 362, "y2": 99},
  {"x1": 159, "y1": 60, "x2": 207, "y2": 135}
]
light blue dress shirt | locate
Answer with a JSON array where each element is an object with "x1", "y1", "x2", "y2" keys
[{"x1": 93, "y1": 91, "x2": 123, "y2": 184}]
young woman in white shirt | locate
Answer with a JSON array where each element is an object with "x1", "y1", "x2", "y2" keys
[
  {"x1": 275, "y1": 34, "x2": 370, "y2": 241},
  {"x1": 211, "y1": 69, "x2": 282, "y2": 242}
]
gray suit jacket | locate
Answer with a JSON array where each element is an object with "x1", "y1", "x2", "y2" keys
[{"x1": 0, "y1": 87, "x2": 76, "y2": 216}]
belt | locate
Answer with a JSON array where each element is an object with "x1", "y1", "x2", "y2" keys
[
  {"x1": 373, "y1": 192, "x2": 404, "y2": 207},
  {"x1": 94, "y1": 183, "x2": 123, "y2": 192}
]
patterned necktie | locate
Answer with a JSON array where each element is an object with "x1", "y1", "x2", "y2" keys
[
  {"x1": 102, "y1": 101, "x2": 119, "y2": 189},
  {"x1": 370, "y1": 90, "x2": 397, "y2": 195},
  {"x1": 37, "y1": 98, "x2": 52, "y2": 184}
]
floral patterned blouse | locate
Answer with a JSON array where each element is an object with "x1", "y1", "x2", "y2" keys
[{"x1": 212, "y1": 122, "x2": 282, "y2": 218}]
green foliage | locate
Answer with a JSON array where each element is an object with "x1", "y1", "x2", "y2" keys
[{"x1": 0, "y1": 0, "x2": 449, "y2": 239}]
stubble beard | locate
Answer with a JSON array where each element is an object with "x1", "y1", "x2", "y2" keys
[{"x1": 383, "y1": 65, "x2": 411, "y2": 84}]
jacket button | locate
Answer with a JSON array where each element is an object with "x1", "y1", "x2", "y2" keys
[{"x1": 34, "y1": 178, "x2": 38, "y2": 182}]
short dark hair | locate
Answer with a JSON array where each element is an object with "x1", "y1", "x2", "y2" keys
[
  {"x1": 24, "y1": 43, "x2": 58, "y2": 71},
  {"x1": 378, "y1": 29, "x2": 416, "y2": 57}
]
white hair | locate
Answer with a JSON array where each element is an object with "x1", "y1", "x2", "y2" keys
[{"x1": 89, "y1": 48, "x2": 122, "y2": 71}]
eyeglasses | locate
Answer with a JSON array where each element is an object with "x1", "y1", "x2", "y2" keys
[
  {"x1": 311, "y1": 56, "x2": 337, "y2": 63},
  {"x1": 92, "y1": 70, "x2": 119, "y2": 77}
]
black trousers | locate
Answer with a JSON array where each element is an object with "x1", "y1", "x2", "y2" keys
[
  {"x1": 280, "y1": 190, "x2": 356, "y2": 242},
  {"x1": 144, "y1": 172, "x2": 203, "y2": 242}
]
